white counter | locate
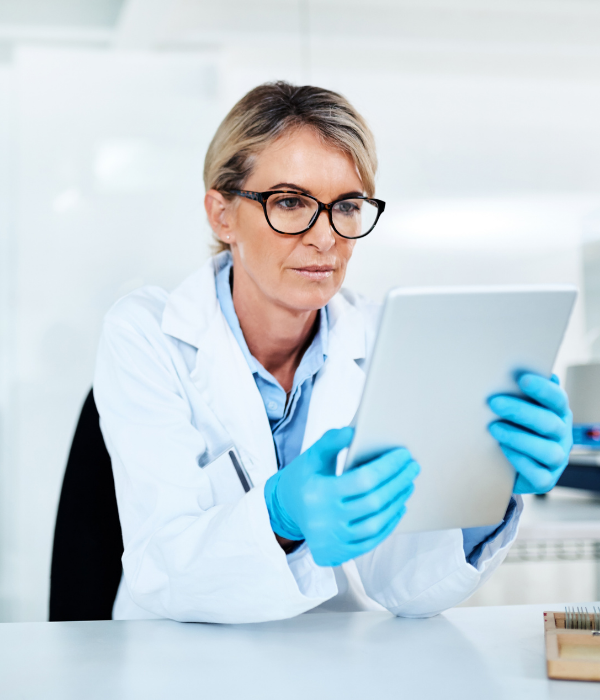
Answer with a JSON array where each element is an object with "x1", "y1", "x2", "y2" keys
[{"x1": 1, "y1": 603, "x2": 599, "y2": 699}]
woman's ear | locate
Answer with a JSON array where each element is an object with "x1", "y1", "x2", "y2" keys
[{"x1": 204, "y1": 189, "x2": 235, "y2": 244}]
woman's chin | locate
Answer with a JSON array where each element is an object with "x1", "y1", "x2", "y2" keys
[{"x1": 279, "y1": 283, "x2": 339, "y2": 312}]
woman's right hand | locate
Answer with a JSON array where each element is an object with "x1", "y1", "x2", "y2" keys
[{"x1": 263, "y1": 427, "x2": 420, "y2": 567}]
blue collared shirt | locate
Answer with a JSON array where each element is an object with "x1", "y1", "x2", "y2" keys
[
  {"x1": 215, "y1": 255, "x2": 327, "y2": 470},
  {"x1": 215, "y1": 254, "x2": 513, "y2": 565}
]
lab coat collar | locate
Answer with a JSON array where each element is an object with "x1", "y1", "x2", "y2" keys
[
  {"x1": 326, "y1": 289, "x2": 366, "y2": 364},
  {"x1": 160, "y1": 254, "x2": 225, "y2": 349}
]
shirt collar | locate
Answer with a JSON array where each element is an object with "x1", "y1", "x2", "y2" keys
[{"x1": 215, "y1": 252, "x2": 328, "y2": 390}]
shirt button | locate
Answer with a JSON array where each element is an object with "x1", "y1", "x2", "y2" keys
[{"x1": 267, "y1": 401, "x2": 278, "y2": 411}]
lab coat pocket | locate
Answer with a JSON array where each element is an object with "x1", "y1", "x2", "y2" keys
[{"x1": 201, "y1": 447, "x2": 254, "y2": 506}]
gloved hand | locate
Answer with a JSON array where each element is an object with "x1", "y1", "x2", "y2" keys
[
  {"x1": 488, "y1": 373, "x2": 573, "y2": 494},
  {"x1": 264, "y1": 427, "x2": 420, "y2": 567}
]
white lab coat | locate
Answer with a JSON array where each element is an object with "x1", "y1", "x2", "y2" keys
[{"x1": 94, "y1": 252, "x2": 522, "y2": 624}]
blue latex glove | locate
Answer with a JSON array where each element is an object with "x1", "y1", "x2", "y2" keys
[
  {"x1": 488, "y1": 373, "x2": 573, "y2": 494},
  {"x1": 264, "y1": 427, "x2": 420, "y2": 567}
]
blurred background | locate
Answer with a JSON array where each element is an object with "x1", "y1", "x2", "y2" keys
[{"x1": 2, "y1": 0, "x2": 600, "y2": 621}]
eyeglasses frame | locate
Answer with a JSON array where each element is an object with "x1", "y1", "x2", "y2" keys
[{"x1": 225, "y1": 189, "x2": 386, "y2": 239}]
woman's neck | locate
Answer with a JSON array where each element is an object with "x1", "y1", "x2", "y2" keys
[{"x1": 231, "y1": 266, "x2": 319, "y2": 394}]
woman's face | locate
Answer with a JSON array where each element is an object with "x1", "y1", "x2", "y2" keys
[{"x1": 207, "y1": 127, "x2": 364, "y2": 313}]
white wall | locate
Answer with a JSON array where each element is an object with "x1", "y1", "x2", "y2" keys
[
  {"x1": 0, "y1": 62, "x2": 16, "y2": 622},
  {"x1": 0, "y1": 46, "x2": 219, "y2": 620},
  {"x1": 2, "y1": 5, "x2": 600, "y2": 619}
]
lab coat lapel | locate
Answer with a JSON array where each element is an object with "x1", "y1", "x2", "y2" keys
[
  {"x1": 302, "y1": 293, "x2": 367, "y2": 452},
  {"x1": 162, "y1": 255, "x2": 277, "y2": 486},
  {"x1": 192, "y1": 313, "x2": 277, "y2": 486}
]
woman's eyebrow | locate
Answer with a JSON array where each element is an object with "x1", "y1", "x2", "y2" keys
[
  {"x1": 269, "y1": 182, "x2": 312, "y2": 194},
  {"x1": 268, "y1": 183, "x2": 366, "y2": 199},
  {"x1": 337, "y1": 190, "x2": 364, "y2": 199}
]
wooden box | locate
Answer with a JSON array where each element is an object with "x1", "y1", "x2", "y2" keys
[{"x1": 544, "y1": 611, "x2": 600, "y2": 682}]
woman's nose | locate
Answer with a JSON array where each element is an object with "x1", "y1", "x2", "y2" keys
[{"x1": 301, "y1": 209, "x2": 336, "y2": 251}]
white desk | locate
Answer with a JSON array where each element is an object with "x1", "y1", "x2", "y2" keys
[{"x1": 1, "y1": 604, "x2": 599, "y2": 700}]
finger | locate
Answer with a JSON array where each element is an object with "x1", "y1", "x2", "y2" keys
[
  {"x1": 343, "y1": 505, "x2": 407, "y2": 558},
  {"x1": 489, "y1": 421, "x2": 568, "y2": 471},
  {"x1": 347, "y1": 485, "x2": 414, "y2": 540},
  {"x1": 341, "y1": 463, "x2": 419, "y2": 520},
  {"x1": 309, "y1": 427, "x2": 355, "y2": 472},
  {"x1": 513, "y1": 472, "x2": 542, "y2": 495},
  {"x1": 499, "y1": 445, "x2": 560, "y2": 494},
  {"x1": 488, "y1": 395, "x2": 568, "y2": 440},
  {"x1": 518, "y1": 373, "x2": 570, "y2": 418},
  {"x1": 338, "y1": 448, "x2": 416, "y2": 499}
]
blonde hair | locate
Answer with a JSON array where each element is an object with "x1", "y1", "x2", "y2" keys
[{"x1": 203, "y1": 81, "x2": 378, "y2": 253}]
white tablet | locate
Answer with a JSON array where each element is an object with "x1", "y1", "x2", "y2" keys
[{"x1": 343, "y1": 285, "x2": 577, "y2": 534}]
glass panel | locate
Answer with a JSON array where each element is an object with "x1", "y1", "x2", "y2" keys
[
  {"x1": 332, "y1": 198, "x2": 378, "y2": 238},
  {"x1": 266, "y1": 193, "x2": 318, "y2": 233}
]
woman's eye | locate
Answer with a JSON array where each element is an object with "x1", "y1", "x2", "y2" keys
[
  {"x1": 336, "y1": 201, "x2": 359, "y2": 215},
  {"x1": 276, "y1": 197, "x2": 303, "y2": 209}
]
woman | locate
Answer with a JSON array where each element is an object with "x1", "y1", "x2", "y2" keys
[{"x1": 95, "y1": 82, "x2": 572, "y2": 623}]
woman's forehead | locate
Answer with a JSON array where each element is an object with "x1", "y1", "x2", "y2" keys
[{"x1": 248, "y1": 128, "x2": 364, "y2": 194}]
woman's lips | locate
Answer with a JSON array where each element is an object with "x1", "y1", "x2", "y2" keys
[{"x1": 291, "y1": 266, "x2": 335, "y2": 281}]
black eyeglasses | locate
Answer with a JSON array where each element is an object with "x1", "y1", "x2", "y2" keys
[{"x1": 226, "y1": 189, "x2": 386, "y2": 239}]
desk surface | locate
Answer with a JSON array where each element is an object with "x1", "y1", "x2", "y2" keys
[{"x1": 1, "y1": 603, "x2": 599, "y2": 700}]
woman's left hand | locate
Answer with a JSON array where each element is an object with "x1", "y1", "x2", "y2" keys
[{"x1": 488, "y1": 373, "x2": 573, "y2": 495}]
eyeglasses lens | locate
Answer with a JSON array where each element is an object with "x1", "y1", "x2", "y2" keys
[
  {"x1": 332, "y1": 198, "x2": 379, "y2": 238},
  {"x1": 266, "y1": 194, "x2": 318, "y2": 234},
  {"x1": 266, "y1": 194, "x2": 378, "y2": 237}
]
